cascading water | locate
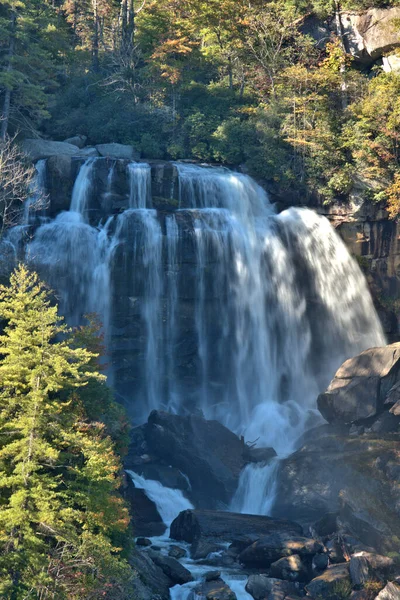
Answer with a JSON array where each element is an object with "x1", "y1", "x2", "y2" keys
[
  {"x1": 6, "y1": 159, "x2": 385, "y2": 519},
  {"x1": 128, "y1": 162, "x2": 151, "y2": 208}
]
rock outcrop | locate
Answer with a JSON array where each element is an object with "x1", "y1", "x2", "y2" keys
[
  {"x1": 126, "y1": 411, "x2": 247, "y2": 509},
  {"x1": 170, "y1": 509, "x2": 303, "y2": 559},
  {"x1": 22, "y1": 139, "x2": 81, "y2": 161},
  {"x1": 318, "y1": 343, "x2": 400, "y2": 424},
  {"x1": 301, "y1": 8, "x2": 400, "y2": 65}
]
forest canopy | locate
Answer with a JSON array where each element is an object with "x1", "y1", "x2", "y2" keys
[{"x1": 1, "y1": 0, "x2": 400, "y2": 213}]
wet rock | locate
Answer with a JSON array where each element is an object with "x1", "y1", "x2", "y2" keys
[
  {"x1": 124, "y1": 476, "x2": 166, "y2": 537},
  {"x1": 305, "y1": 563, "x2": 351, "y2": 599},
  {"x1": 147, "y1": 550, "x2": 193, "y2": 585},
  {"x1": 136, "y1": 537, "x2": 152, "y2": 547},
  {"x1": 270, "y1": 554, "x2": 309, "y2": 583},
  {"x1": 145, "y1": 411, "x2": 246, "y2": 508},
  {"x1": 64, "y1": 134, "x2": 87, "y2": 148},
  {"x1": 95, "y1": 142, "x2": 139, "y2": 159},
  {"x1": 238, "y1": 534, "x2": 322, "y2": 569},
  {"x1": 130, "y1": 463, "x2": 192, "y2": 492},
  {"x1": 189, "y1": 577, "x2": 236, "y2": 600},
  {"x1": 245, "y1": 575, "x2": 298, "y2": 600},
  {"x1": 128, "y1": 547, "x2": 171, "y2": 600},
  {"x1": 317, "y1": 343, "x2": 400, "y2": 424},
  {"x1": 243, "y1": 446, "x2": 277, "y2": 464},
  {"x1": 376, "y1": 582, "x2": 400, "y2": 599},
  {"x1": 170, "y1": 509, "x2": 303, "y2": 559},
  {"x1": 205, "y1": 571, "x2": 221, "y2": 582},
  {"x1": 168, "y1": 545, "x2": 186, "y2": 559}
]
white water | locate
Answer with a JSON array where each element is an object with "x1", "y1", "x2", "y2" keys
[
  {"x1": 126, "y1": 470, "x2": 193, "y2": 529},
  {"x1": 70, "y1": 157, "x2": 96, "y2": 216},
  {"x1": 128, "y1": 162, "x2": 151, "y2": 208},
  {"x1": 7, "y1": 159, "x2": 385, "y2": 519}
]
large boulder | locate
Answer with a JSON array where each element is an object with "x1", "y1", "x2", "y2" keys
[
  {"x1": 147, "y1": 550, "x2": 193, "y2": 585},
  {"x1": 188, "y1": 578, "x2": 237, "y2": 600},
  {"x1": 273, "y1": 426, "x2": 400, "y2": 554},
  {"x1": 245, "y1": 575, "x2": 298, "y2": 600},
  {"x1": 238, "y1": 533, "x2": 323, "y2": 569},
  {"x1": 376, "y1": 582, "x2": 400, "y2": 599},
  {"x1": 317, "y1": 343, "x2": 400, "y2": 424},
  {"x1": 22, "y1": 139, "x2": 80, "y2": 161},
  {"x1": 95, "y1": 142, "x2": 139, "y2": 159},
  {"x1": 128, "y1": 411, "x2": 247, "y2": 508},
  {"x1": 128, "y1": 547, "x2": 172, "y2": 600},
  {"x1": 305, "y1": 564, "x2": 351, "y2": 599},
  {"x1": 170, "y1": 509, "x2": 303, "y2": 558}
]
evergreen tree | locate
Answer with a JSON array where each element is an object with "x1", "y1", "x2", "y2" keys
[{"x1": 0, "y1": 265, "x2": 132, "y2": 599}]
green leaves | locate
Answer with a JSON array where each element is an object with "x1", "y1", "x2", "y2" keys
[{"x1": 0, "y1": 265, "x2": 133, "y2": 599}]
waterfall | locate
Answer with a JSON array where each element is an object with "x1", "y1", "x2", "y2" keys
[
  {"x1": 126, "y1": 470, "x2": 193, "y2": 529},
  {"x1": 7, "y1": 159, "x2": 385, "y2": 517},
  {"x1": 128, "y1": 162, "x2": 151, "y2": 208},
  {"x1": 70, "y1": 157, "x2": 96, "y2": 216}
]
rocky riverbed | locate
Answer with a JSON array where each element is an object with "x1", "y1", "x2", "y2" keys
[{"x1": 124, "y1": 342, "x2": 400, "y2": 600}]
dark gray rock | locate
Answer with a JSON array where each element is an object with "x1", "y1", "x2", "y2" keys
[
  {"x1": 305, "y1": 563, "x2": 351, "y2": 599},
  {"x1": 243, "y1": 446, "x2": 277, "y2": 464},
  {"x1": 189, "y1": 578, "x2": 236, "y2": 600},
  {"x1": 168, "y1": 545, "x2": 186, "y2": 559},
  {"x1": 136, "y1": 537, "x2": 152, "y2": 547},
  {"x1": 145, "y1": 411, "x2": 246, "y2": 508},
  {"x1": 77, "y1": 146, "x2": 99, "y2": 157},
  {"x1": 270, "y1": 554, "x2": 309, "y2": 582},
  {"x1": 238, "y1": 534, "x2": 322, "y2": 568},
  {"x1": 128, "y1": 547, "x2": 171, "y2": 600},
  {"x1": 273, "y1": 427, "x2": 400, "y2": 553},
  {"x1": 326, "y1": 539, "x2": 345, "y2": 564},
  {"x1": 205, "y1": 571, "x2": 221, "y2": 582},
  {"x1": 368, "y1": 411, "x2": 400, "y2": 434},
  {"x1": 349, "y1": 555, "x2": 370, "y2": 586},
  {"x1": 312, "y1": 552, "x2": 329, "y2": 574},
  {"x1": 124, "y1": 476, "x2": 166, "y2": 537},
  {"x1": 312, "y1": 512, "x2": 339, "y2": 537},
  {"x1": 147, "y1": 550, "x2": 193, "y2": 585},
  {"x1": 245, "y1": 575, "x2": 298, "y2": 600},
  {"x1": 170, "y1": 509, "x2": 303, "y2": 559},
  {"x1": 317, "y1": 343, "x2": 400, "y2": 424}
]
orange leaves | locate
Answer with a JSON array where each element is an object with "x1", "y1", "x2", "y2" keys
[{"x1": 151, "y1": 35, "x2": 196, "y2": 83}]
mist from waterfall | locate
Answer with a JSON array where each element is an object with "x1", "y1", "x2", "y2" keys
[{"x1": 7, "y1": 158, "x2": 385, "y2": 516}]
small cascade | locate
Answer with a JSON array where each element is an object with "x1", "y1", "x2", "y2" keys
[
  {"x1": 128, "y1": 162, "x2": 151, "y2": 208},
  {"x1": 165, "y1": 214, "x2": 180, "y2": 410},
  {"x1": 126, "y1": 470, "x2": 193, "y2": 529},
  {"x1": 70, "y1": 157, "x2": 96, "y2": 216},
  {"x1": 230, "y1": 459, "x2": 279, "y2": 516}
]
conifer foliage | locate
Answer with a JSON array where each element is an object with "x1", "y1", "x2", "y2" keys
[{"x1": 0, "y1": 265, "x2": 132, "y2": 599}]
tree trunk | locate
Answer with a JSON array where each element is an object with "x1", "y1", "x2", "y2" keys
[{"x1": 1, "y1": 9, "x2": 17, "y2": 141}]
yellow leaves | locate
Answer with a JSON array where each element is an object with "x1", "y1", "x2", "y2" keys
[{"x1": 387, "y1": 172, "x2": 400, "y2": 219}]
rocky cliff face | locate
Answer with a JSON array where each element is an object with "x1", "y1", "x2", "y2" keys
[{"x1": 302, "y1": 7, "x2": 400, "y2": 71}]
